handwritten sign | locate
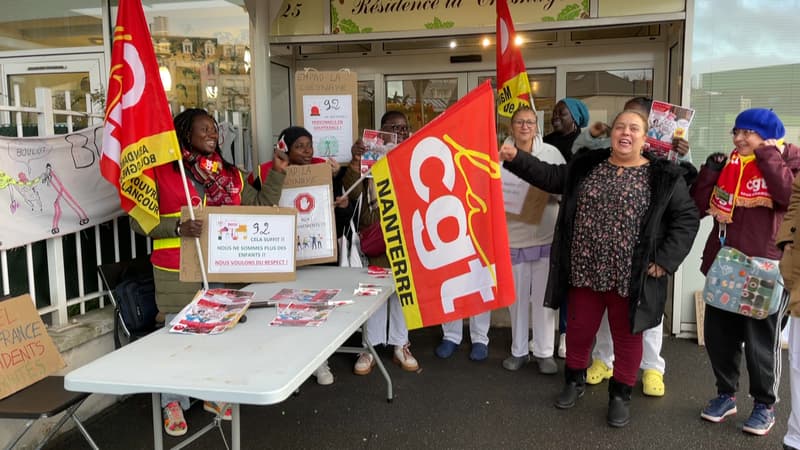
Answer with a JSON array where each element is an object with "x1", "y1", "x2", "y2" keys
[
  {"x1": 180, "y1": 206, "x2": 298, "y2": 283},
  {"x1": 281, "y1": 164, "x2": 337, "y2": 266},
  {"x1": 295, "y1": 70, "x2": 358, "y2": 163},
  {"x1": 0, "y1": 294, "x2": 65, "y2": 400}
]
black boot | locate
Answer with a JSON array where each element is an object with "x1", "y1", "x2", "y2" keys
[
  {"x1": 555, "y1": 367, "x2": 586, "y2": 409},
  {"x1": 607, "y1": 377, "x2": 633, "y2": 427}
]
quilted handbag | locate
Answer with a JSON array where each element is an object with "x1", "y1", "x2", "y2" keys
[{"x1": 702, "y1": 246, "x2": 784, "y2": 319}]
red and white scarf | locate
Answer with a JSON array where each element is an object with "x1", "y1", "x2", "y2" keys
[
  {"x1": 182, "y1": 149, "x2": 239, "y2": 206},
  {"x1": 708, "y1": 150, "x2": 772, "y2": 223}
]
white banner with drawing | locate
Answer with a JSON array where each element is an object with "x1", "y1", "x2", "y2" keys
[{"x1": 0, "y1": 125, "x2": 122, "y2": 250}]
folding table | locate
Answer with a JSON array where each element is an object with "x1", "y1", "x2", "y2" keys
[{"x1": 65, "y1": 266, "x2": 394, "y2": 450}]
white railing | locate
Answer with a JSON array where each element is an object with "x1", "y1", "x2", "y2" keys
[
  {"x1": 0, "y1": 86, "x2": 146, "y2": 328},
  {"x1": 0, "y1": 86, "x2": 253, "y2": 328}
]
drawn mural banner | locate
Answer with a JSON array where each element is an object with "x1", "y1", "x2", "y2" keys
[
  {"x1": 0, "y1": 125, "x2": 122, "y2": 250},
  {"x1": 0, "y1": 294, "x2": 66, "y2": 400}
]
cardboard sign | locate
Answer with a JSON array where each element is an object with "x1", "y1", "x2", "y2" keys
[
  {"x1": 281, "y1": 164, "x2": 337, "y2": 266},
  {"x1": 505, "y1": 186, "x2": 549, "y2": 225},
  {"x1": 0, "y1": 294, "x2": 65, "y2": 400},
  {"x1": 294, "y1": 69, "x2": 358, "y2": 163},
  {"x1": 180, "y1": 205, "x2": 298, "y2": 283}
]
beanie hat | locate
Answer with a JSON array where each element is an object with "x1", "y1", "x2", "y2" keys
[
  {"x1": 277, "y1": 126, "x2": 312, "y2": 152},
  {"x1": 562, "y1": 98, "x2": 590, "y2": 128},
  {"x1": 734, "y1": 108, "x2": 785, "y2": 140}
]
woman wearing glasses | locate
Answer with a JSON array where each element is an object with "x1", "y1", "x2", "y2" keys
[
  {"x1": 498, "y1": 105, "x2": 565, "y2": 374},
  {"x1": 692, "y1": 108, "x2": 800, "y2": 436}
]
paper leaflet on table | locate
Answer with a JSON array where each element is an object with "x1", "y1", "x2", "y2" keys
[
  {"x1": 169, "y1": 289, "x2": 253, "y2": 335},
  {"x1": 645, "y1": 100, "x2": 695, "y2": 161},
  {"x1": 268, "y1": 288, "x2": 341, "y2": 303},
  {"x1": 360, "y1": 129, "x2": 398, "y2": 177},
  {"x1": 269, "y1": 302, "x2": 335, "y2": 327}
]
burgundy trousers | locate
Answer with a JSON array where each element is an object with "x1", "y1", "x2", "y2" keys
[{"x1": 564, "y1": 287, "x2": 643, "y2": 386}]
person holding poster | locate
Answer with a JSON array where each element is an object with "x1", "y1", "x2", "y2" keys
[
  {"x1": 344, "y1": 111, "x2": 420, "y2": 375},
  {"x1": 130, "y1": 109, "x2": 273, "y2": 436},
  {"x1": 499, "y1": 106, "x2": 565, "y2": 374},
  {"x1": 500, "y1": 110, "x2": 698, "y2": 428},
  {"x1": 248, "y1": 125, "x2": 343, "y2": 385}
]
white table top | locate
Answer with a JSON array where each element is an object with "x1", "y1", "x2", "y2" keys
[{"x1": 65, "y1": 266, "x2": 394, "y2": 405}]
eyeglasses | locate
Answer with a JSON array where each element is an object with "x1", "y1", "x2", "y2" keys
[
  {"x1": 731, "y1": 128, "x2": 758, "y2": 138},
  {"x1": 383, "y1": 124, "x2": 410, "y2": 134},
  {"x1": 512, "y1": 119, "x2": 537, "y2": 128}
]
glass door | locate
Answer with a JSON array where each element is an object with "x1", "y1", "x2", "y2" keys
[
  {"x1": 384, "y1": 73, "x2": 466, "y2": 133},
  {"x1": 0, "y1": 55, "x2": 104, "y2": 135}
]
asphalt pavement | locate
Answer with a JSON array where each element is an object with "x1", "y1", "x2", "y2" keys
[{"x1": 49, "y1": 326, "x2": 792, "y2": 449}]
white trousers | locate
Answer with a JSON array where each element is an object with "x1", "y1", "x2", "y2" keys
[
  {"x1": 785, "y1": 317, "x2": 800, "y2": 449},
  {"x1": 509, "y1": 258, "x2": 555, "y2": 358},
  {"x1": 592, "y1": 312, "x2": 666, "y2": 373},
  {"x1": 442, "y1": 311, "x2": 491, "y2": 346},
  {"x1": 365, "y1": 293, "x2": 408, "y2": 347}
]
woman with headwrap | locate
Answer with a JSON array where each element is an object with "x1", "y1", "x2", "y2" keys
[{"x1": 544, "y1": 97, "x2": 590, "y2": 163}]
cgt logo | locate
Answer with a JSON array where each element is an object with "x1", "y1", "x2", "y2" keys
[{"x1": 294, "y1": 193, "x2": 315, "y2": 213}]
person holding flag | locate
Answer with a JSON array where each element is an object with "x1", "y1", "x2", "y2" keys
[{"x1": 100, "y1": 0, "x2": 275, "y2": 437}]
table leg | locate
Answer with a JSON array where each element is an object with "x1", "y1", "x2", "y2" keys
[
  {"x1": 232, "y1": 403, "x2": 240, "y2": 450},
  {"x1": 363, "y1": 324, "x2": 393, "y2": 402},
  {"x1": 152, "y1": 393, "x2": 163, "y2": 450}
]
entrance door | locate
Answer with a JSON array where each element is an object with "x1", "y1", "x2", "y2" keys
[{"x1": 0, "y1": 54, "x2": 105, "y2": 135}]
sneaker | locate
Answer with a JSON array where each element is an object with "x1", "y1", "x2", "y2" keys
[
  {"x1": 529, "y1": 339, "x2": 536, "y2": 353},
  {"x1": 435, "y1": 340, "x2": 458, "y2": 359},
  {"x1": 354, "y1": 352, "x2": 376, "y2": 375},
  {"x1": 163, "y1": 401, "x2": 187, "y2": 437},
  {"x1": 557, "y1": 333, "x2": 566, "y2": 359},
  {"x1": 535, "y1": 356, "x2": 558, "y2": 375},
  {"x1": 314, "y1": 362, "x2": 334, "y2": 385},
  {"x1": 700, "y1": 394, "x2": 737, "y2": 422},
  {"x1": 742, "y1": 403, "x2": 775, "y2": 436},
  {"x1": 502, "y1": 354, "x2": 530, "y2": 371},
  {"x1": 586, "y1": 359, "x2": 613, "y2": 385},
  {"x1": 393, "y1": 343, "x2": 420, "y2": 371},
  {"x1": 642, "y1": 369, "x2": 665, "y2": 397},
  {"x1": 469, "y1": 343, "x2": 489, "y2": 361},
  {"x1": 203, "y1": 401, "x2": 232, "y2": 421}
]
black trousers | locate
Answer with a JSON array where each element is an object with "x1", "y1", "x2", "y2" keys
[{"x1": 703, "y1": 294, "x2": 787, "y2": 405}]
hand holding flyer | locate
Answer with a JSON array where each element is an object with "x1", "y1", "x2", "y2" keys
[
  {"x1": 646, "y1": 100, "x2": 695, "y2": 161},
  {"x1": 360, "y1": 129, "x2": 398, "y2": 176}
]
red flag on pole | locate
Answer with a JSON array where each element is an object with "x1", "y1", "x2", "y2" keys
[
  {"x1": 496, "y1": 0, "x2": 533, "y2": 118},
  {"x1": 370, "y1": 82, "x2": 515, "y2": 329},
  {"x1": 101, "y1": 0, "x2": 181, "y2": 233}
]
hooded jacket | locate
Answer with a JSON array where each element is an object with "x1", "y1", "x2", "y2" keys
[{"x1": 503, "y1": 148, "x2": 700, "y2": 333}]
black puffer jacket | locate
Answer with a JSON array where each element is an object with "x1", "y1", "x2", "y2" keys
[{"x1": 503, "y1": 148, "x2": 700, "y2": 333}]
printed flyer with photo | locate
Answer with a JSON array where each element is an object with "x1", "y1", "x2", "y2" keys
[
  {"x1": 169, "y1": 289, "x2": 253, "y2": 335},
  {"x1": 646, "y1": 100, "x2": 695, "y2": 161},
  {"x1": 360, "y1": 129, "x2": 398, "y2": 176},
  {"x1": 269, "y1": 302, "x2": 335, "y2": 327}
]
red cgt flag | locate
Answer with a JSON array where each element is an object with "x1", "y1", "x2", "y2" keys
[
  {"x1": 370, "y1": 82, "x2": 515, "y2": 329},
  {"x1": 496, "y1": 0, "x2": 532, "y2": 117},
  {"x1": 101, "y1": 0, "x2": 181, "y2": 233}
]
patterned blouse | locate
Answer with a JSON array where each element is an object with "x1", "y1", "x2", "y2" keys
[{"x1": 570, "y1": 160, "x2": 651, "y2": 298}]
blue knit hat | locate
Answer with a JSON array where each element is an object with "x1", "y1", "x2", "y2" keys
[
  {"x1": 734, "y1": 108, "x2": 785, "y2": 140},
  {"x1": 561, "y1": 98, "x2": 589, "y2": 128}
]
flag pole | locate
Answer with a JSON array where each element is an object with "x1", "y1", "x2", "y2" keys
[{"x1": 177, "y1": 158, "x2": 209, "y2": 291}]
